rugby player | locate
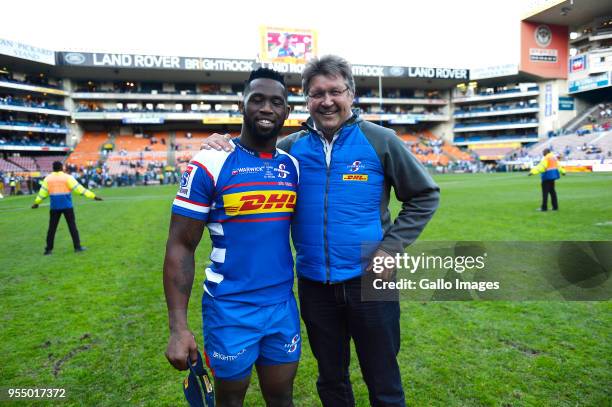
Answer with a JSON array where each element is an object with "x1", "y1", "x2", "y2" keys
[{"x1": 163, "y1": 68, "x2": 300, "y2": 407}]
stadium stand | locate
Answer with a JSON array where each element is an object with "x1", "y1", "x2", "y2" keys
[
  {"x1": 0, "y1": 72, "x2": 63, "y2": 90},
  {"x1": 528, "y1": 131, "x2": 611, "y2": 160},
  {"x1": 442, "y1": 144, "x2": 473, "y2": 161},
  {"x1": 570, "y1": 103, "x2": 612, "y2": 135},
  {"x1": 103, "y1": 133, "x2": 170, "y2": 175},
  {"x1": 6, "y1": 156, "x2": 37, "y2": 171},
  {"x1": 35, "y1": 155, "x2": 67, "y2": 172},
  {"x1": 470, "y1": 146, "x2": 519, "y2": 161},
  {"x1": 175, "y1": 131, "x2": 210, "y2": 168},
  {"x1": 0, "y1": 157, "x2": 23, "y2": 172},
  {"x1": 398, "y1": 134, "x2": 419, "y2": 143},
  {"x1": 0, "y1": 95, "x2": 65, "y2": 111},
  {"x1": 396, "y1": 130, "x2": 469, "y2": 166},
  {"x1": 2, "y1": 19, "x2": 608, "y2": 183},
  {"x1": 0, "y1": 133, "x2": 67, "y2": 147},
  {"x1": 65, "y1": 132, "x2": 108, "y2": 167}
]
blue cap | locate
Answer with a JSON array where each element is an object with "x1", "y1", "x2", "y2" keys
[{"x1": 183, "y1": 350, "x2": 215, "y2": 407}]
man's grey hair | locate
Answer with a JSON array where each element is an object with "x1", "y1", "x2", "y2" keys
[{"x1": 302, "y1": 55, "x2": 355, "y2": 96}]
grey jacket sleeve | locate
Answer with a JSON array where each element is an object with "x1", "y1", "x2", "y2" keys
[
  {"x1": 276, "y1": 131, "x2": 304, "y2": 153},
  {"x1": 361, "y1": 121, "x2": 440, "y2": 255}
]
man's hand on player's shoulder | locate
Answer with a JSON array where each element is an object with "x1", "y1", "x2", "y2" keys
[{"x1": 201, "y1": 133, "x2": 234, "y2": 152}]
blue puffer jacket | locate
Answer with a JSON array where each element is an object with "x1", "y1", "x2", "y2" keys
[{"x1": 278, "y1": 112, "x2": 440, "y2": 283}]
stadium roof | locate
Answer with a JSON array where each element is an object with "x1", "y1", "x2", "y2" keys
[
  {"x1": 522, "y1": 0, "x2": 612, "y2": 27},
  {"x1": 0, "y1": 45, "x2": 470, "y2": 89}
]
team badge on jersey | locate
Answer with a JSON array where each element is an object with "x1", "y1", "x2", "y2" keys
[
  {"x1": 178, "y1": 165, "x2": 197, "y2": 197},
  {"x1": 275, "y1": 163, "x2": 290, "y2": 179}
]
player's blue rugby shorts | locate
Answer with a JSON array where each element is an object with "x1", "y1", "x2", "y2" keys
[{"x1": 201, "y1": 294, "x2": 301, "y2": 380}]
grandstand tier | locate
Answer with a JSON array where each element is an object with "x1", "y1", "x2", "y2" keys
[
  {"x1": 2, "y1": 12, "x2": 611, "y2": 180},
  {"x1": 65, "y1": 133, "x2": 108, "y2": 167}
]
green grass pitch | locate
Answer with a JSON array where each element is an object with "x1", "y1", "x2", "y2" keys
[{"x1": 0, "y1": 172, "x2": 610, "y2": 406}]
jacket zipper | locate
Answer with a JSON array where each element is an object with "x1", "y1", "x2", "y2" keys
[
  {"x1": 324, "y1": 159, "x2": 331, "y2": 282},
  {"x1": 307, "y1": 116, "x2": 356, "y2": 283},
  {"x1": 322, "y1": 136, "x2": 338, "y2": 283}
]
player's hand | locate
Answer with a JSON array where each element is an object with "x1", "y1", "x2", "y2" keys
[
  {"x1": 166, "y1": 329, "x2": 198, "y2": 371},
  {"x1": 94, "y1": 196, "x2": 103, "y2": 201},
  {"x1": 365, "y1": 249, "x2": 396, "y2": 281},
  {"x1": 201, "y1": 133, "x2": 234, "y2": 152},
  {"x1": 31, "y1": 204, "x2": 39, "y2": 209}
]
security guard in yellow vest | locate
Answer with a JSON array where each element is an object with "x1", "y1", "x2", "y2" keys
[
  {"x1": 31, "y1": 161, "x2": 103, "y2": 255},
  {"x1": 529, "y1": 148, "x2": 565, "y2": 211}
]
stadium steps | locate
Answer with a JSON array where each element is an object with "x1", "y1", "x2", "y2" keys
[
  {"x1": 0, "y1": 158, "x2": 24, "y2": 172},
  {"x1": 441, "y1": 144, "x2": 473, "y2": 162},
  {"x1": 595, "y1": 131, "x2": 612, "y2": 152},
  {"x1": 4, "y1": 158, "x2": 27, "y2": 171},
  {"x1": 66, "y1": 132, "x2": 110, "y2": 168},
  {"x1": 562, "y1": 104, "x2": 599, "y2": 134},
  {"x1": 526, "y1": 132, "x2": 608, "y2": 159},
  {"x1": 590, "y1": 131, "x2": 611, "y2": 146}
]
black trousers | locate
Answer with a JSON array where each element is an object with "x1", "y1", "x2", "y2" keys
[
  {"x1": 46, "y1": 208, "x2": 81, "y2": 251},
  {"x1": 298, "y1": 277, "x2": 405, "y2": 407},
  {"x1": 541, "y1": 180, "x2": 558, "y2": 211}
]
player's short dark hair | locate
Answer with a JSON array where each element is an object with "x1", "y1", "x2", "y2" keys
[
  {"x1": 543, "y1": 148, "x2": 551, "y2": 155},
  {"x1": 244, "y1": 67, "x2": 287, "y2": 99},
  {"x1": 52, "y1": 161, "x2": 63, "y2": 171}
]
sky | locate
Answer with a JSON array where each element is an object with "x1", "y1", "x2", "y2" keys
[{"x1": 0, "y1": 0, "x2": 535, "y2": 69}]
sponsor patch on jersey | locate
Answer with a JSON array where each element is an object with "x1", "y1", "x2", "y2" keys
[
  {"x1": 342, "y1": 174, "x2": 368, "y2": 181},
  {"x1": 223, "y1": 190, "x2": 296, "y2": 216},
  {"x1": 178, "y1": 165, "x2": 197, "y2": 197},
  {"x1": 230, "y1": 166, "x2": 265, "y2": 176}
]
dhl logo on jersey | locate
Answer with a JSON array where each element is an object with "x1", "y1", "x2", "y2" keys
[
  {"x1": 223, "y1": 190, "x2": 296, "y2": 216},
  {"x1": 342, "y1": 174, "x2": 368, "y2": 181}
]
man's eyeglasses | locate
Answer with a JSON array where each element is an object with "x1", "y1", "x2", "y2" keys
[{"x1": 307, "y1": 87, "x2": 350, "y2": 100}]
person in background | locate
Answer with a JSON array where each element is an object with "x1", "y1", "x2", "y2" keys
[
  {"x1": 31, "y1": 161, "x2": 103, "y2": 255},
  {"x1": 529, "y1": 148, "x2": 565, "y2": 211}
]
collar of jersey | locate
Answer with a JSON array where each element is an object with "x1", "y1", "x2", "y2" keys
[{"x1": 234, "y1": 138, "x2": 277, "y2": 159}]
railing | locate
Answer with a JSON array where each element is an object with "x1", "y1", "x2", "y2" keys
[
  {"x1": 454, "y1": 119, "x2": 538, "y2": 129},
  {"x1": 561, "y1": 104, "x2": 601, "y2": 134}
]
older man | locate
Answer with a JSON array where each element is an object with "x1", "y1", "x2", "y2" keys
[{"x1": 203, "y1": 55, "x2": 439, "y2": 407}]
